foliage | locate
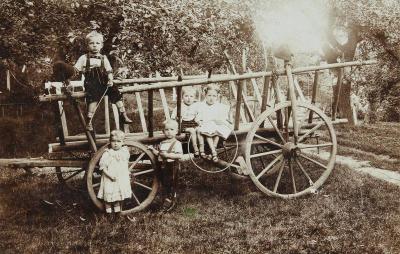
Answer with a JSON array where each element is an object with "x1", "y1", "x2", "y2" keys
[
  {"x1": 0, "y1": 0, "x2": 260, "y2": 91},
  {"x1": 327, "y1": 0, "x2": 400, "y2": 121}
]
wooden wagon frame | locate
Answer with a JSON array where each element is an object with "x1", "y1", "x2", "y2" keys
[{"x1": 0, "y1": 54, "x2": 376, "y2": 214}]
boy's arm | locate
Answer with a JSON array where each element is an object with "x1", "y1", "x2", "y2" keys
[
  {"x1": 147, "y1": 145, "x2": 160, "y2": 156},
  {"x1": 160, "y1": 142, "x2": 183, "y2": 160},
  {"x1": 107, "y1": 72, "x2": 114, "y2": 87},
  {"x1": 103, "y1": 56, "x2": 114, "y2": 86}
]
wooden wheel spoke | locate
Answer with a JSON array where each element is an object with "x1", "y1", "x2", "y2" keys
[
  {"x1": 134, "y1": 181, "x2": 152, "y2": 191},
  {"x1": 63, "y1": 169, "x2": 84, "y2": 181},
  {"x1": 254, "y1": 134, "x2": 283, "y2": 148},
  {"x1": 132, "y1": 168, "x2": 155, "y2": 176},
  {"x1": 298, "y1": 122, "x2": 323, "y2": 143},
  {"x1": 267, "y1": 116, "x2": 286, "y2": 144},
  {"x1": 131, "y1": 192, "x2": 141, "y2": 205},
  {"x1": 289, "y1": 159, "x2": 297, "y2": 193},
  {"x1": 295, "y1": 157, "x2": 314, "y2": 186},
  {"x1": 129, "y1": 153, "x2": 146, "y2": 171},
  {"x1": 256, "y1": 154, "x2": 283, "y2": 179},
  {"x1": 250, "y1": 149, "x2": 282, "y2": 159},
  {"x1": 298, "y1": 152, "x2": 327, "y2": 169},
  {"x1": 273, "y1": 160, "x2": 285, "y2": 193}
]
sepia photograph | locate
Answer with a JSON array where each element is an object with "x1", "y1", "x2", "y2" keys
[{"x1": 0, "y1": 0, "x2": 399, "y2": 253}]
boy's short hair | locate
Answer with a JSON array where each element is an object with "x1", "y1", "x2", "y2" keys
[
  {"x1": 163, "y1": 119, "x2": 179, "y2": 130},
  {"x1": 203, "y1": 83, "x2": 220, "y2": 94},
  {"x1": 110, "y1": 129, "x2": 125, "y2": 140},
  {"x1": 86, "y1": 31, "x2": 104, "y2": 43},
  {"x1": 182, "y1": 86, "x2": 197, "y2": 96}
]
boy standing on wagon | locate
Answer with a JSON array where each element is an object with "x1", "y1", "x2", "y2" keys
[{"x1": 74, "y1": 31, "x2": 132, "y2": 131}]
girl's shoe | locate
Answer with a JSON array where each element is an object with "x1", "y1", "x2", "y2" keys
[{"x1": 211, "y1": 152, "x2": 218, "y2": 162}]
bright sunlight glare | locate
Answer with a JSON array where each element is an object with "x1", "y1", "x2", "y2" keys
[{"x1": 253, "y1": 0, "x2": 329, "y2": 54}]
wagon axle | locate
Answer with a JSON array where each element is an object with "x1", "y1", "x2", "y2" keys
[{"x1": 281, "y1": 142, "x2": 298, "y2": 158}]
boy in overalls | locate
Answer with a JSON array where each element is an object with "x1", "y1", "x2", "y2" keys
[{"x1": 74, "y1": 31, "x2": 132, "y2": 130}]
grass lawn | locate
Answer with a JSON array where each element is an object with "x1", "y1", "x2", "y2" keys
[
  {"x1": 1, "y1": 161, "x2": 399, "y2": 253},
  {"x1": 334, "y1": 122, "x2": 400, "y2": 172}
]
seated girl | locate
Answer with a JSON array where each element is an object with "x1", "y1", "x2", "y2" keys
[{"x1": 195, "y1": 84, "x2": 232, "y2": 162}]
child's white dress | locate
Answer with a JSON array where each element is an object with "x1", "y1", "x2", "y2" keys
[
  {"x1": 195, "y1": 101, "x2": 232, "y2": 139},
  {"x1": 97, "y1": 146, "x2": 132, "y2": 202}
]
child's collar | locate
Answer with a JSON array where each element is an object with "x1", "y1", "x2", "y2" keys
[{"x1": 88, "y1": 53, "x2": 102, "y2": 59}]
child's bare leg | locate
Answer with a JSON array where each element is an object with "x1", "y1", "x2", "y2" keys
[
  {"x1": 115, "y1": 100, "x2": 133, "y2": 124},
  {"x1": 114, "y1": 201, "x2": 121, "y2": 213},
  {"x1": 86, "y1": 101, "x2": 97, "y2": 130},
  {"x1": 105, "y1": 202, "x2": 112, "y2": 213},
  {"x1": 206, "y1": 136, "x2": 217, "y2": 161},
  {"x1": 197, "y1": 130, "x2": 205, "y2": 157},
  {"x1": 213, "y1": 136, "x2": 220, "y2": 147},
  {"x1": 186, "y1": 128, "x2": 199, "y2": 154}
]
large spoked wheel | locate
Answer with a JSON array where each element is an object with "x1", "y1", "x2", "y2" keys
[
  {"x1": 56, "y1": 166, "x2": 86, "y2": 191},
  {"x1": 245, "y1": 101, "x2": 337, "y2": 198},
  {"x1": 86, "y1": 141, "x2": 159, "y2": 214}
]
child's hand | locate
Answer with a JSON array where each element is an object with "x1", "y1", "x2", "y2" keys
[
  {"x1": 159, "y1": 151, "x2": 168, "y2": 158},
  {"x1": 107, "y1": 80, "x2": 113, "y2": 87},
  {"x1": 112, "y1": 176, "x2": 117, "y2": 182}
]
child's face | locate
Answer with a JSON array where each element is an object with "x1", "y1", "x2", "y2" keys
[
  {"x1": 183, "y1": 92, "x2": 195, "y2": 105},
  {"x1": 205, "y1": 89, "x2": 219, "y2": 105},
  {"x1": 110, "y1": 137, "x2": 124, "y2": 150},
  {"x1": 88, "y1": 37, "x2": 103, "y2": 54},
  {"x1": 163, "y1": 124, "x2": 178, "y2": 139}
]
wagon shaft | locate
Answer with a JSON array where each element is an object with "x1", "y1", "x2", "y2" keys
[{"x1": 0, "y1": 158, "x2": 87, "y2": 168}]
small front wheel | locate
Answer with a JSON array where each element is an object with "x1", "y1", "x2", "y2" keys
[{"x1": 86, "y1": 141, "x2": 159, "y2": 214}]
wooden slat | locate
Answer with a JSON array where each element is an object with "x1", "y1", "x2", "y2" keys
[
  {"x1": 148, "y1": 90, "x2": 154, "y2": 137},
  {"x1": 293, "y1": 77, "x2": 306, "y2": 102},
  {"x1": 229, "y1": 79, "x2": 247, "y2": 123},
  {"x1": 135, "y1": 92, "x2": 147, "y2": 132},
  {"x1": 39, "y1": 60, "x2": 377, "y2": 102},
  {"x1": 308, "y1": 70, "x2": 320, "y2": 123},
  {"x1": 104, "y1": 96, "x2": 110, "y2": 134},
  {"x1": 159, "y1": 89, "x2": 170, "y2": 119},
  {"x1": 332, "y1": 68, "x2": 344, "y2": 121},
  {"x1": 49, "y1": 118, "x2": 349, "y2": 153},
  {"x1": 111, "y1": 104, "x2": 120, "y2": 130},
  {"x1": 55, "y1": 87, "x2": 69, "y2": 137},
  {"x1": 247, "y1": 68, "x2": 262, "y2": 104},
  {"x1": 156, "y1": 71, "x2": 170, "y2": 120}
]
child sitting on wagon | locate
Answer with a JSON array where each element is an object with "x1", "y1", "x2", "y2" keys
[
  {"x1": 196, "y1": 84, "x2": 233, "y2": 162},
  {"x1": 97, "y1": 130, "x2": 132, "y2": 214},
  {"x1": 148, "y1": 119, "x2": 183, "y2": 211},
  {"x1": 73, "y1": 31, "x2": 132, "y2": 130},
  {"x1": 171, "y1": 86, "x2": 200, "y2": 156}
]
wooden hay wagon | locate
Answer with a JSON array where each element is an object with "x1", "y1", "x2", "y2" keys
[{"x1": 1, "y1": 54, "x2": 376, "y2": 215}]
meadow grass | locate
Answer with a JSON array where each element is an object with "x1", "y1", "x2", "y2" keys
[{"x1": 0, "y1": 161, "x2": 399, "y2": 253}]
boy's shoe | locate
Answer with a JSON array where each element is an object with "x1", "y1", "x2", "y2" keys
[
  {"x1": 162, "y1": 193, "x2": 177, "y2": 212},
  {"x1": 120, "y1": 112, "x2": 133, "y2": 124}
]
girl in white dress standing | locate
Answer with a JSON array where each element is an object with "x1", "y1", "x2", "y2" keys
[
  {"x1": 196, "y1": 84, "x2": 232, "y2": 161},
  {"x1": 97, "y1": 130, "x2": 132, "y2": 214}
]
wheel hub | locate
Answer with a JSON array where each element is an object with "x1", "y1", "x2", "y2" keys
[{"x1": 282, "y1": 142, "x2": 297, "y2": 158}]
